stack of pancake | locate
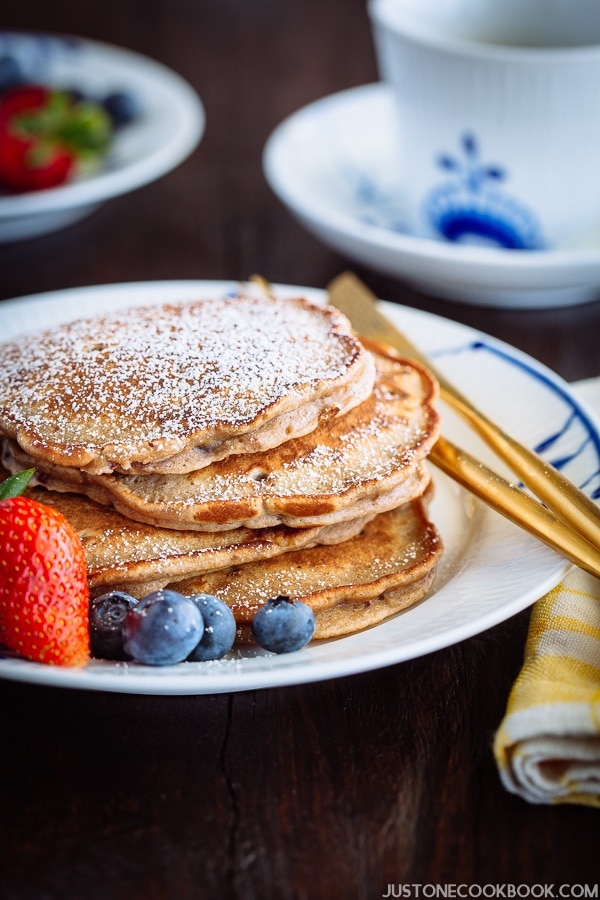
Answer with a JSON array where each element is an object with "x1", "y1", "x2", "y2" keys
[{"x1": 0, "y1": 290, "x2": 443, "y2": 644}]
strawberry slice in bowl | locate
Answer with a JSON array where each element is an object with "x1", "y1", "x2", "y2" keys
[
  {"x1": 0, "y1": 31, "x2": 205, "y2": 242},
  {"x1": 0, "y1": 84, "x2": 112, "y2": 193}
]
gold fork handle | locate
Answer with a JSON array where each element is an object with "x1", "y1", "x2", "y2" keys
[
  {"x1": 442, "y1": 388, "x2": 600, "y2": 550},
  {"x1": 431, "y1": 437, "x2": 600, "y2": 580}
]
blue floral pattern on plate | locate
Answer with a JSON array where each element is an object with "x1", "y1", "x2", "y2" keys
[{"x1": 431, "y1": 338, "x2": 600, "y2": 500}]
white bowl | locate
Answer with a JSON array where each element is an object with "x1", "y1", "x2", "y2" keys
[{"x1": 0, "y1": 31, "x2": 205, "y2": 242}]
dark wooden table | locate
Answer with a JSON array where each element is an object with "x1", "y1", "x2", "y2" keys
[{"x1": 1, "y1": 2, "x2": 599, "y2": 898}]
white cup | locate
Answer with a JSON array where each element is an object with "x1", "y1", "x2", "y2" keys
[{"x1": 368, "y1": 0, "x2": 600, "y2": 250}]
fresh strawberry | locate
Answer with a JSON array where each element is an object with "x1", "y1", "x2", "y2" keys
[
  {"x1": 0, "y1": 84, "x2": 111, "y2": 192},
  {"x1": 0, "y1": 470, "x2": 89, "y2": 667}
]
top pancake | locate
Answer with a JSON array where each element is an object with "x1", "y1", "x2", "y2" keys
[
  {"x1": 0, "y1": 293, "x2": 375, "y2": 475},
  {"x1": 2, "y1": 343, "x2": 440, "y2": 531}
]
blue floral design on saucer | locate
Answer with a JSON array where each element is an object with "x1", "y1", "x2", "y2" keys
[{"x1": 424, "y1": 134, "x2": 545, "y2": 250}]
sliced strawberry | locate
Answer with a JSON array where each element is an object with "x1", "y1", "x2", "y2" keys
[
  {"x1": 0, "y1": 85, "x2": 51, "y2": 119},
  {"x1": 0, "y1": 489, "x2": 90, "y2": 667},
  {"x1": 0, "y1": 125, "x2": 73, "y2": 191},
  {"x1": 0, "y1": 84, "x2": 111, "y2": 193}
]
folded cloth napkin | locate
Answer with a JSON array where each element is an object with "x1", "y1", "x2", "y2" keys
[{"x1": 494, "y1": 377, "x2": 600, "y2": 807}]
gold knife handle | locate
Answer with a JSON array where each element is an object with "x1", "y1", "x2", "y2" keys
[
  {"x1": 442, "y1": 387, "x2": 600, "y2": 550},
  {"x1": 431, "y1": 437, "x2": 600, "y2": 580}
]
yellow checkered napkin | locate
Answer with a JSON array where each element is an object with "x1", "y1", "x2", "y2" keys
[{"x1": 494, "y1": 378, "x2": 600, "y2": 807}]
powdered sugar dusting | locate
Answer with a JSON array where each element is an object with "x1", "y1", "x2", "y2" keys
[
  {"x1": 118, "y1": 352, "x2": 438, "y2": 505},
  {"x1": 0, "y1": 294, "x2": 365, "y2": 467}
]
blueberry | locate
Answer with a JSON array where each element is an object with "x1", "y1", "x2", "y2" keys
[
  {"x1": 102, "y1": 90, "x2": 142, "y2": 128},
  {"x1": 188, "y1": 593, "x2": 236, "y2": 661},
  {"x1": 89, "y1": 591, "x2": 138, "y2": 660},
  {"x1": 251, "y1": 595, "x2": 316, "y2": 654},
  {"x1": 123, "y1": 590, "x2": 203, "y2": 666},
  {"x1": 0, "y1": 55, "x2": 25, "y2": 94}
]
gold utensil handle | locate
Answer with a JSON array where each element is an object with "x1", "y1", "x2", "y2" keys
[
  {"x1": 431, "y1": 437, "x2": 600, "y2": 580},
  {"x1": 328, "y1": 272, "x2": 600, "y2": 551},
  {"x1": 444, "y1": 391, "x2": 600, "y2": 550}
]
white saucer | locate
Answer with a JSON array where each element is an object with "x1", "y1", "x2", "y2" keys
[
  {"x1": 263, "y1": 84, "x2": 600, "y2": 309},
  {"x1": 0, "y1": 32, "x2": 205, "y2": 242}
]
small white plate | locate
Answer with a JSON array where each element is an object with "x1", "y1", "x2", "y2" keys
[
  {"x1": 263, "y1": 84, "x2": 600, "y2": 309},
  {"x1": 0, "y1": 280, "x2": 599, "y2": 694},
  {"x1": 0, "y1": 32, "x2": 205, "y2": 242}
]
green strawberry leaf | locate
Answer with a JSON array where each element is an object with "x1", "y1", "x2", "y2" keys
[
  {"x1": 13, "y1": 91, "x2": 112, "y2": 162},
  {"x1": 0, "y1": 468, "x2": 35, "y2": 499}
]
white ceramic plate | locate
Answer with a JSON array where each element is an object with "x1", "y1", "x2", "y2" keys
[
  {"x1": 0, "y1": 280, "x2": 598, "y2": 694},
  {"x1": 263, "y1": 83, "x2": 600, "y2": 309},
  {"x1": 0, "y1": 31, "x2": 205, "y2": 242}
]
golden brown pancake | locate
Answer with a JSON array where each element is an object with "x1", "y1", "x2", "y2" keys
[
  {"x1": 22, "y1": 483, "x2": 377, "y2": 595},
  {"x1": 2, "y1": 345, "x2": 439, "y2": 531},
  {"x1": 157, "y1": 497, "x2": 443, "y2": 641},
  {"x1": 0, "y1": 294, "x2": 375, "y2": 475},
  {"x1": 0, "y1": 286, "x2": 446, "y2": 658}
]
